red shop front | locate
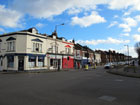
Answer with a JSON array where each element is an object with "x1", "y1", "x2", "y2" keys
[{"x1": 62, "y1": 56, "x2": 74, "y2": 69}]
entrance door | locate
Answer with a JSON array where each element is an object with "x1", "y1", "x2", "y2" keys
[
  {"x1": 53, "y1": 59, "x2": 58, "y2": 68},
  {"x1": 18, "y1": 56, "x2": 24, "y2": 71}
]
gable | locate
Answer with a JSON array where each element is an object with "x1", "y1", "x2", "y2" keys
[
  {"x1": 65, "y1": 45, "x2": 71, "y2": 48},
  {"x1": 6, "y1": 37, "x2": 16, "y2": 41},
  {"x1": 32, "y1": 38, "x2": 43, "y2": 42}
]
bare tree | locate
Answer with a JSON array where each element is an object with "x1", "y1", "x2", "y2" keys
[{"x1": 135, "y1": 42, "x2": 140, "y2": 65}]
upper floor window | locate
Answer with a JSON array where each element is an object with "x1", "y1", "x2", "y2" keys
[
  {"x1": 65, "y1": 45, "x2": 71, "y2": 54},
  {"x1": 51, "y1": 45, "x2": 58, "y2": 53},
  {"x1": 7, "y1": 41, "x2": 15, "y2": 52},
  {"x1": 76, "y1": 50, "x2": 80, "y2": 56},
  {"x1": 6, "y1": 37, "x2": 16, "y2": 52},
  {"x1": 65, "y1": 48, "x2": 71, "y2": 54},
  {"x1": 32, "y1": 38, "x2": 43, "y2": 53},
  {"x1": 32, "y1": 43, "x2": 42, "y2": 53}
]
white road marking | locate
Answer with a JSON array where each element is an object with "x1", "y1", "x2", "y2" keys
[
  {"x1": 115, "y1": 79, "x2": 124, "y2": 82},
  {"x1": 98, "y1": 95, "x2": 116, "y2": 102}
]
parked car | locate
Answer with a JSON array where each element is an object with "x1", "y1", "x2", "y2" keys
[{"x1": 104, "y1": 63, "x2": 114, "y2": 69}]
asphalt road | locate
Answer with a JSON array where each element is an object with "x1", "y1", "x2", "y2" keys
[{"x1": 0, "y1": 67, "x2": 140, "y2": 105}]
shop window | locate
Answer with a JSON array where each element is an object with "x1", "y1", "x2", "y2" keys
[
  {"x1": 50, "y1": 59, "x2": 53, "y2": 66},
  {"x1": 7, "y1": 56, "x2": 14, "y2": 68},
  {"x1": 38, "y1": 56, "x2": 44, "y2": 67},
  {"x1": 28, "y1": 56, "x2": 36, "y2": 67}
]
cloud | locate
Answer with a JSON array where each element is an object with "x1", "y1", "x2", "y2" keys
[
  {"x1": 138, "y1": 27, "x2": 140, "y2": 32},
  {"x1": 120, "y1": 33, "x2": 130, "y2": 37},
  {"x1": 119, "y1": 24, "x2": 131, "y2": 32},
  {"x1": 0, "y1": 5, "x2": 22, "y2": 28},
  {"x1": 71, "y1": 11, "x2": 106, "y2": 27},
  {"x1": 135, "y1": 15, "x2": 140, "y2": 21},
  {"x1": 113, "y1": 15, "x2": 119, "y2": 18},
  {"x1": 119, "y1": 17, "x2": 137, "y2": 32},
  {"x1": 123, "y1": 46, "x2": 137, "y2": 57},
  {"x1": 5, "y1": 0, "x2": 140, "y2": 20},
  {"x1": 76, "y1": 37, "x2": 130, "y2": 45},
  {"x1": 133, "y1": 34, "x2": 140, "y2": 42},
  {"x1": 10, "y1": 0, "x2": 109, "y2": 19},
  {"x1": 0, "y1": 28, "x2": 5, "y2": 33},
  {"x1": 108, "y1": 21, "x2": 118, "y2": 28},
  {"x1": 108, "y1": 0, "x2": 140, "y2": 11},
  {"x1": 36, "y1": 23, "x2": 44, "y2": 28}
]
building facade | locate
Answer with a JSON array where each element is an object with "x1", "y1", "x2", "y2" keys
[{"x1": 0, "y1": 28, "x2": 74, "y2": 71}]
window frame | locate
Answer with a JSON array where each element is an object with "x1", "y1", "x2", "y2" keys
[{"x1": 7, "y1": 41, "x2": 15, "y2": 52}]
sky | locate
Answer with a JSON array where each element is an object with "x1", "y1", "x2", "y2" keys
[{"x1": 0, "y1": 0, "x2": 140, "y2": 57}]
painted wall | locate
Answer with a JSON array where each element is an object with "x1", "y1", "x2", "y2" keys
[{"x1": 62, "y1": 56, "x2": 74, "y2": 69}]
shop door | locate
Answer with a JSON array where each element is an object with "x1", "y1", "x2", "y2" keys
[
  {"x1": 18, "y1": 56, "x2": 24, "y2": 71},
  {"x1": 53, "y1": 59, "x2": 58, "y2": 68}
]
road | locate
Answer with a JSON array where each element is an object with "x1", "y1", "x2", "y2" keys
[{"x1": 0, "y1": 67, "x2": 140, "y2": 105}]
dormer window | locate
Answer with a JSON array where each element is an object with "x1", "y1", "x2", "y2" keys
[
  {"x1": 62, "y1": 38, "x2": 65, "y2": 41},
  {"x1": 32, "y1": 28, "x2": 37, "y2": 34},
  {"x1": 28, "y1": 27, "x2": 38, "y2": 34},
  {"x1": 53, "y1": 35, "x2": 56, "y2": 39}
]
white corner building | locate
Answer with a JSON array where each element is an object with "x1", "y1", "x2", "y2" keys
[{"x1": 0, "y1": 28, "x2": 74, "y2": 71}]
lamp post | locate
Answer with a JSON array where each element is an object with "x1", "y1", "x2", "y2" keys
[
  {"x1": 124, "y1": 45, "x2": 129, "y2": 65},
  {"x1": 54, "y1": 23, "x2": 64, "y2": 33},
  {"x1": 54, "y1": 23, "x2": 64, "y2": 70}
]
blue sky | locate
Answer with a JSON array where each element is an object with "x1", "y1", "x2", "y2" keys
[{"x1": 0, "y1": 0, "x2": 140, "y2": 57}]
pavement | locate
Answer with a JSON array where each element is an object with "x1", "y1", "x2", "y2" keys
[
  {"x1": 0, "y1": 66, "x2": 140, "y2": 105},
  {"x1": 107, "y1": 65, "x2": 140, "y2": 78}
]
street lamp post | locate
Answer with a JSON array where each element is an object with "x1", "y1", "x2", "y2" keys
[
  {"x1": 124, "y1": 45, "x2": 129, "y2": 65},
  {"x1": 54, "y1": 23, "x2": 64, "y2": 70}
]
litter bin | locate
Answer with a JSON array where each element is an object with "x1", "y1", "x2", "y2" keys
[
  {"x1": 85, "y1": 64, "x2": 88, "y2": 70},
  {"x1": 94, "y1": 64, "x2": 96, "y2": 69}
]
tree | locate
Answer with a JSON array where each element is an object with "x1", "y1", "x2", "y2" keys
[{"x1": 135, "y1": 42, "x2": 140, "y2": 65}]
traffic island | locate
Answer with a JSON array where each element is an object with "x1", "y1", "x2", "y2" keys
[{"x1": 106, "y1": 65, "x2": 140, "y2": 78}]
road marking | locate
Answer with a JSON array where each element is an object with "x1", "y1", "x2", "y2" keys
[
  {"x1": 115, "y1": 79, "x2": 124, "y2": 82},
  {"x1": 98, "y1": 95, "x2": 116, "y2": 102}
]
